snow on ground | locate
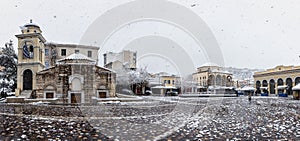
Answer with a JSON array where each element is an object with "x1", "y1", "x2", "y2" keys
[{"x1": 0, "y1": 96, "x2": 299, "y2": 140}]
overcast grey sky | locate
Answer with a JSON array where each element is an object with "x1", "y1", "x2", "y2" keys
[{"x1": 1, "y1": 0, "x2": 300, "y2": 74}]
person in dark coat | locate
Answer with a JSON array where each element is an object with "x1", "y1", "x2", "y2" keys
[{"x1": 248, "y1": 93, "x2": 252, "y2": 102}]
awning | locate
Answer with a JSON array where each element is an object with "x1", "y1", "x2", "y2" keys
[
  {"x1": 292, "y1": 84, "x2": 300, "y2": 91},
  {"x1": 241, "y1": 86, "x2": 255, "y2": 91},
  {"x1": 260, "y1": 87, "x2": 268, "y2": 90},
  {"x1": 277, "y1": 85, "x2": 287, "y2": 90}
]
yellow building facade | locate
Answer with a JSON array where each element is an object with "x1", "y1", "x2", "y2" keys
[
  {"x1": 161, "y1": 75, "x2": 181, "y2": 88},
  {"x1": 192, "y1": 63, "x2": 233, "y2": 92},
  {"x1": 15, "y1": 21, "x2": 46, "y2": 95},
  {"x1": 253, "y1": 65, "x2": 300, "y2": 95}
]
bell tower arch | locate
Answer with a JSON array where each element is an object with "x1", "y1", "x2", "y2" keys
[{"x1": 15, "y1": 20, "x2": 46, "y2": 96}]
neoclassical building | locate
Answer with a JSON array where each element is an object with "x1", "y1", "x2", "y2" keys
[
  {"x1": 14, "y1": 20, "x2": 116, "y2": 103},
  {"x1": 192, "y1": 63, "x2": 233, "y2": 92},
  {"x1": 253, "y1": 65, "x2": 300, "y2": 95}
]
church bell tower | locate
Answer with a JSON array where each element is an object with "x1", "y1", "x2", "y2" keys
[{"x1": 15, "y1": 20, "x2": 46, "y2": 96}]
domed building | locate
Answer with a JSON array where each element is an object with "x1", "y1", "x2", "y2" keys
[
  {"x1": 192, "y1": 63, "x2": 233, "y2": 92},
  {"x1": 13, "y1": 20, "x2": 116, "y2": 104}
]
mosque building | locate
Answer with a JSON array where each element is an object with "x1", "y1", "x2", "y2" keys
[{"x1": 13, "y1": 20, "x2": 116, "y2": 104}]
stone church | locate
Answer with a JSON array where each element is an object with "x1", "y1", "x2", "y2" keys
[{"x1": 14, "y1": 20, "x2": 116, "y2": 104}]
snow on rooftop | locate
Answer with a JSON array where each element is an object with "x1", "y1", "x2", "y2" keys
[
  {"x1": 210, "y1": 69, "x2": 231, "y2": 74},
  {"x1": 57, "y1": 52, "x2": 96, "y2": 62},
  {"x1": 201, "y1": 62, "x2": 219, "y2": 67}
]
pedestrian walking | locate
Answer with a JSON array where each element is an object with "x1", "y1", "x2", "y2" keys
[{"x1": 248, "y1": 93, "x2": 252, "y2": 102}]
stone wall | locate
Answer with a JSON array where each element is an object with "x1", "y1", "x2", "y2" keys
[{"x1": 35, "y1": 64, "x2": 116, "y2": 103}]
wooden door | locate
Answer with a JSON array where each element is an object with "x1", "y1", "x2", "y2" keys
[{"x1": 71, "y1": 93, "x2": 81, "y2": 103}]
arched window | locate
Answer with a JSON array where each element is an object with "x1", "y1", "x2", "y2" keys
[
  {"x1": 277, "y1": 78, "x2": 284, "y2": 86},
  {"x1": 23, "y1": 69, "x2": 33, "y2": 90},
  {"x1": 295, "y1": 77, "x2": 300, "y2": 85},
  {"x1": 29, "y1": 45, "x2": 34, "y2": 58},
  {"x1": 286, "y1": 78, "x2": 293, "y2": 95},
  {"x1": 256, "y1": 81, "x2": 261, "y2": 93},
  {"x1": 71, "y1": 78, "x2": 82, "y2": 91},
  {"x1": 262, "y1": 80, "x2": 268, "y2": 87}
]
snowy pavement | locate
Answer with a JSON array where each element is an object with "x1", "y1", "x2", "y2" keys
[
  {"x1": 162, "y1": 97, "x2": 300, "y2": 140},
  {"x1": 0, "y1": 96, "x2": 299, "y2": 140}
]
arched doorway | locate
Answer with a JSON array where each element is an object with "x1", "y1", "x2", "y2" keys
[
  {"x1": 269, "y1": 79, "x2": 275, "y2": 94},
  {"x1": 295, "y1": 77, "x2": 300, "y2": 85},
  {"x1": 262, "y1": 80, "x2": 268, "y2": 94},
  {"x1": 256, "y1": 81, "x2": 261, "y2": 94},
  {"x1": 277, "y1": 78, "x2": 284, "y2": 94},
  {"x1": 23, "y1": 69, "x2": 33, "y2": 90},
  {"x1": 286, "y1": 78, "x2": 293, "y2": 95}
]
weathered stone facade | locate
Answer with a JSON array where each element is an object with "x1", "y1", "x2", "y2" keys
[
  {"x1": 36, "y1": 61, "x2": 116, "y2": 103},
  {"x1": 15, "y1": 21, "x2": 116, "y2": 104}
]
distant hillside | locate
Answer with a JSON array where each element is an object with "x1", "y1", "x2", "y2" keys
[{"x1": 225, "y1": 67, "x2": 264, "y2": 80}]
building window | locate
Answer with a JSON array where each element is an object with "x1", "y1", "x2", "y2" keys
[
  {"x1": 103, "y1": 54, "x2": 107, "y2": 65},
  {"x1": 168, "y1": 80, "x2": 171, "y2": 84},
  {"x1": 172, "y1": 80, "x2": 175, "y2": 85},
  {"x1": 39, "y1": 50, "x2": 42, "y2": 62},
  {"x1": 29, "y1": 45, "x2": 34, "y2": 58},
  {"x1": 98, "y1": 91, "x2": 108, "y2": 98},
  {"x1": 75, "y1": 50, "x2": 79, "y2": 53},
  {"x1": 46, "y1": 92, "x2": 54, "y2": 98},
  {"x1": 45, "y1": 61, "x2": 49, "y2": 68},
  {"x1": 45, "y1": 49, "x2": 49, "y2": 56},
  {"x1": 88, "y1": 51, "x2": 92, "y2": 57},
  {"x1": 61, "y1": 49, "x2": 66, "y2": 56}
]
